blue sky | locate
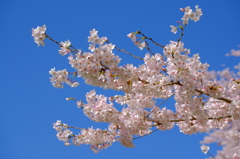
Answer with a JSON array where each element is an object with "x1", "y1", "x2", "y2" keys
[{"x1": 1, "y1": 0, "x2": 240, "y2": 159}]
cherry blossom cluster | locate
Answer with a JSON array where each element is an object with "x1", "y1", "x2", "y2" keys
[
  {"x1": 149, "y1": 107, "x2": 176, "y2": 130},
  {"x1": 226, "y1": 49, "x2": 240, "y2": 57},
  {"x1": 33, "y1": 5, "x2": 240, "y2": 158},
  {"x1": 170, "y1": 5, "x2": 203, "y2": 34},
  {"x1": 49, "y1": 68, "x2": 79, "y2": 88},
  {"x1": 88, "y1": 29, "x2": 108, "y2": 45},
  {"x1": 127, "y1": 32, "x2": 146, "y2": 50},
  {"x1": 206, "y1": 48, "x2": 240, "y2": 85},
  {"x1": 53, "y1": 120, "x2": 118, "y2": 152},
  {"x1": 32, "y1": 25, "x2": 46, "y2": 46},
  {"x1": 181, "y1": 5, "x2": 203, "y2": 24},
  {"x1": 201, "y1": 120, "x2": 240, "y2": 159},
  {"x1": 83, "y1": 90, "x2": 119, "y2": 123},
  {"x1": 53, "y1": 120, "x2": 73, "y2": 144}
]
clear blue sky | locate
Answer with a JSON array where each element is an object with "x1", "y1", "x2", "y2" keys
[{"x1": 1, "y1": 0, "x2": 239, "y2": 159}]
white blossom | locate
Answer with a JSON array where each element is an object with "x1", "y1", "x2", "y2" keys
[
  {"x1": 201, "y1": 145, "x2": 210, "y2": 154},
  {"x1": 32, "y1": 25, "x2": 46, "y2": 46}
]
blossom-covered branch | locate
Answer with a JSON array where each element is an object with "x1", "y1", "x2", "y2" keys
[{"x1": 32, "y1": 5, "x2": 240, "y2": 158}]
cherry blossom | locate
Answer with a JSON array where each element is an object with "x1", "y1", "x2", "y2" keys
[
  {"x1": 226, "y1": 49, "x2": 240, "y2": 57},
  {"x1": 170, "y1": 25, "x2": 177, "y2": 34},
  {"x1": 201, "y1": 144, "x2": 210, "y2": 154},
  {"x1": 201, "y1": 120, "x2": 240, "y2": 158},
  {"x1": 127, "y1": 31, "x2": 146, "y2": 50},
  {"x1": 33, "y1": 5, "x2": 240, "y2": 158},
  {"x1": 180, "y1": 5, "x2": 203, "y2": 25},
  {"x1": 59, "y1": 40, "x2": 71, "y2": 56},
  {"x1": 32, "y1": 25, "x2": 46, "y2": 46},
  {"x1": 49, "y1": 68, "x2": 79, "y2": 88}
]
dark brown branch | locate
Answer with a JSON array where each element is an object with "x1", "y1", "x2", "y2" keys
[
  {"x1": 147, "y1": 115, "x2": 232, "y2": 124},
  {"x1": 66, "y1": 125, "x2": 84, "y2": 130},
  {"x1": 207, "y1": 152, "x2": 216, "y2": 159},
  {"x1": 166, "y1": 81, "x2": 232, "y2": 104},
  {"x1": 100, "y1": 61, "x2": 110, "y2": 69}
]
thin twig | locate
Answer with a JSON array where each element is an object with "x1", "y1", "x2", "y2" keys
[
  {"x1": 68, "y1": 71, "x2": 78, "y2": 74},
  {"x1": 133, "y1": 128, "x2": 159, "y2": 140},
  {"x1": 106, "y1": 40, "x2": 144, "y2": 60},
  {"x1": 147, "y1": 115, "x2": 232, "y2": 124},
  {"x1": 207, "y1": 152, "x2": 216, "y2": 159},
  {"x1": 177, "y1": 24, "x2": 186, "y2": 44},
  {"x1": 45, "y1": 33, "x2": 78, "y2": 54},
  {"x1": 147, "y1": 93, "x2": 175, "y2": 117},
  {"x1": 170, "y1": 81, "x2": 232, "y2": 104},
  {"x1": 69, "y1": 45, "x2": 79, "y2": 53},
  {"x1": 145, "y1": 41, "x2": 155, "y2": 56},
  {"x1": 67, "y1": 126, "x2": 84, "y2": 130},
  {"x1": 137, "y1": 31, "x2": 165, "y2": 49}
]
